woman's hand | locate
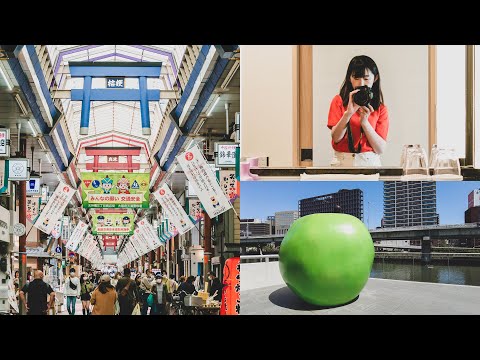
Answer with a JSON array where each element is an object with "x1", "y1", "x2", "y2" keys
[
  {"x1": 346, "y1": 89, "x2": 361, "y2": 116},
  {"x1": 359, "y1": 104, "x2": 374, "y2": 123}
]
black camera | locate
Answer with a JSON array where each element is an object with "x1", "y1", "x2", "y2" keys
[{"x1": 353, "y1": 85, "x2": 374, "y2": 106}]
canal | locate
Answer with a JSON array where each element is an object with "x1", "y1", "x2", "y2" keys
[{"x1": 371, "y1": 257, "x2": 480, "y2": 286}]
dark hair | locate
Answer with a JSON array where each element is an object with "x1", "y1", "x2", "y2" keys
[
  {"x1": 186, "y1": 276, "x2": 195, "y2": 284},
  {"x1": 169, "y1": 274, "x2": 175, "y2": 280},
  {"x1": 15, "y1": 271, "x2": 19, "y2": 277},
  {"x1": 123, "y1": 268, "x2": 131, "y2": 276},
  {"x1": 80, "y1": 274, "x2": 86, "y2": 284},
  {"x1": 208, "y1": 271, "x2": 216, "y2": 277},
  {"x1": 339, "y1": 55, "x2": 384, "y2": 110},
  {"x1": 98, "y1": 281, "x2": 114, "y2": 294},
  {"x1": 69, "y1": 268, "x2": 76, "y2": 274}
]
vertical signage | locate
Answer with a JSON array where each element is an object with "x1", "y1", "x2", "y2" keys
[
  {"x1": 214, "y1": 142, "x2": 238, "y2": 167},
  {"x1": 65, "y1": 221, "x2": 88, "y2": 252},
  {"x1": 0, "y1": 129, "x2": 10, "y2": 157},
  {"x1": 219, "y1": 170, "x2": 238, "y2": 201},
  {"x1": 34, "y1": 182, "x2": 75, "y2": 234},
  {"x1": 62, "y1": 216, "x2": 70, "y2": 240},
  {"x1": 26, "y1": 197, "x2": 41, "y2": 223},
  {"x1": 153, "y1": 184, "x2": 194, "y2": 235},
  {"x1": 177, "y1": 144, "x2": 232, "y2": 218}
]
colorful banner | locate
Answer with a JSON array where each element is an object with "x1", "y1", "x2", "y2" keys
[
  {"x1": 62, "y1": 216, "x2": 70, "y2": 241},
  {"x1": 65, "y1": 221, "x2": 88, "y2": 252},
  {"x1": 92, "y1": 213, "x2": 134, "y2": 235},
  {"x1": 177, "y1": 145, "x2": 232, "y2": 218},
  {"x1": 26, "y1": 197, "x2": 41, "y2": 223},
  {"x1": 219, "y1": 170, "x2": 238, "y2": 202},
  {"x1": 153, "y1": 184, "x2": 195, "y2": 235},
  {"x1": 187, "y1": 198, "x2": 203, "y2": 221},
  {"x1": 80, "y1": 172, "x2": 150, "y2": 208},
  {"x1": 34, "y1": 182, "x2": 75, "y2": 234}
]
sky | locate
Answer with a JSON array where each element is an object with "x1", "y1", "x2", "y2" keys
[{"x1": 240, "y1": 181, "x2": 480, "y2": 229}]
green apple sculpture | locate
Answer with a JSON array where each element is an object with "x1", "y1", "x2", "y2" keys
[{"x1": 279, "y1": 213, "x2": 374, "y2": 306}]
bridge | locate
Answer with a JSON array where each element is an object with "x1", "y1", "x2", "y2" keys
[{"x1": 240, "y1": 224, "x2": 480, "y2": 263}]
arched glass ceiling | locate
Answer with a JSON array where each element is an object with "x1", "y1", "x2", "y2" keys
[{"x1": 47, "y1": 45, "x2": 185, "y2": 159}]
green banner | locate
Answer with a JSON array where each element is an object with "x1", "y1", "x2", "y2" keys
[
  {"x1": 80, "y1": 172, "x2": 150, "y2": 208},
  {"x1": 92, "y1": 213, "x2": 134, "y2": 235}
]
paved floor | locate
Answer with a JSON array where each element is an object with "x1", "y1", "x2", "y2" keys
[
  {"x1": 241, "y1": 278, "x2": 480, "y2": 315},
  {"x1": 57, "y1": 298, "x2": 89, "y2": 316},
  {"x1": 241, "y1": 262, "x2": 480, "y2": 315}
]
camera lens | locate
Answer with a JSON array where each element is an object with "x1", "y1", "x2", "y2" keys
[{"x1": 353, "y1": 86, "x2": 373, "y2": 106}]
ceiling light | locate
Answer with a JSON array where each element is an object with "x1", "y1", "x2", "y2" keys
[
  {"x1": 0, "y1": 65, "x2": 12, "y2": 91},
  {"x1": 28, "y1": 120, "x2": 38, "y2": 137},
  {"x1": 46, "y1": 152, "x2": 53, "y2": 164},
  {"x1": 14, "y1": 94, "x2": 28, "y2": 116},
  {"x1": 207, "y1": 96, "x2": 221, "y2": 117}
]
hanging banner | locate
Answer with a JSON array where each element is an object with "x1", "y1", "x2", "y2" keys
[
  {"x1": 26, "y1": 197, "x2": 41, "y2": 223},
  {"x1": 62, "y1": 216, "x2": 70, "y2": 241},
  {"x1": 50, "y1": 218, "x2": 63, "y2": 239},
  {"x1": 177, "y1": 145, "x2": 232, "y2": 218},
  {"x1": 137, "y1": 219, "x2": 162, "y2": 250},
  {"x1": 153, "y1": 184, "x2": 194, "y2": 235},
  {"x1": 92, "y1": 213, "x2": 134, "y2": 235},
  {"x1": 34, "y1": 182, "x2": 75, "y2": 234},
  {"x1": 187, "y1": 198, "x2": 204, "y2": 221},
  {"x1": 65, "y1": 221, "x2": 88, "y2": 252},
  {"x1": 130, "y1": 235, "x2": 146, "y2": 256},
  {"x1": 219, "y1": 170, "x2": 238, "y2": 202},
  {"x1": 80, "y1": 172, "x2": 150, "y2": 208}
]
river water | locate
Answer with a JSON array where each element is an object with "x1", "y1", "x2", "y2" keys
[{"x1": 370, "y1": 259, "x2": 480, "y2": 286}]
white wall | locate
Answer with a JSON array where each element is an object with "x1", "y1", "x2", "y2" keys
[
  {"x1": 241, "y1": 45, "x2": 295, "y2": 167},
  {"x1": 313, "y1": 46, "x2": 429, "y2": 166}
]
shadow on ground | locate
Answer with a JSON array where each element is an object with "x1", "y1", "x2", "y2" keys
[{"x1": 268, "y1": 286, "x2": 359, "y2": 311}]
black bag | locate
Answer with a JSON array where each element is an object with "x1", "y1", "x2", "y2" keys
[{"x1": 69, "y1": 278, "x2": 77, "y2": 290}]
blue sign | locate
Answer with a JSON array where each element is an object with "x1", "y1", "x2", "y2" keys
[
  {"x1": 92, "y1": 180, "x2": 100, "y2": 188},
  {"x1": 55, "y1": 246, "x2": 62, "y2": 253},
  {"x1": 106, "y1": 77, "x2": 125, "y2": 89}
]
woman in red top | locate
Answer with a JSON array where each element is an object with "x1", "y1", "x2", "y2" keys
[{"x1": 327, "y1": 55, "x2": 389, "y2": 166}]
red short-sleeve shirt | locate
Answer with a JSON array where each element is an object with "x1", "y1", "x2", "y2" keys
[{"x1": 327, "y1": 95, "x2": 389, "y2": 153}]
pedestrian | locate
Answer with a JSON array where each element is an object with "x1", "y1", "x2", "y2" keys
[
  {"x1": 207, "y1": 271, "x2": 222, "y2": 301},
  {"x1": 115, "y1": 267, "x2": 140, "y2": 315},
  {"x1": 64, "y1": 268, "x2": 81, "y2": 315},
  {"x1": 80, "y1": 273, "x2": 95, "y2": 315},
  {"x1": 150, "y1": 273, "x2": 168, "y2": 315},
  {"x1": 90, "y1": 275, "x2": 117, "y2": 315},
  {"x1": 139, "y1": 269, "x2": 154, "y2": 315},
  {"x1": 19, "y1": 270, "x2": 55, "y2": 315}
]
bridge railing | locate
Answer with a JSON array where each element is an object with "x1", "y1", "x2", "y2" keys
[{"x1": 241, "y1": 254, "x2": 279, "y2": 264}]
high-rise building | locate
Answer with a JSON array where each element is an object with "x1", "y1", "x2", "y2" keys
[
  {"x1": 267, "y1": 215, "x2": 276, "y2": 235},
  {"x1": 465, "y1": 207, "x2": 480, "y2": 223},
  {"x1": 468, "y1": 190, "x2": 480, "y2": 209},
  {"x1": 298, "y1": 189, "x2": 363, "y2": 221},
  {"x1": 274, "y1": 211, "x2": 298, "y2": 235},
  {"x1": 240, "y1": 219, "x2": 270, "y2": 236},
  {"x1": 383, "y1": 182, "x2": 438, "y2": 228}
]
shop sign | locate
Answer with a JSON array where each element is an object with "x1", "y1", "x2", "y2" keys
[
  {"x1": 26, "y1": 197, "x2": 41, "y2": 223},
  {"x1": 219, "y1": 170, "x2": 238, "y2": 202},
  {"x1": 214, "y1": 142, "x2": 238, "y2": 168},
  {"x1": 0, "y1": 129, "x2": 10, "y2": 157}
]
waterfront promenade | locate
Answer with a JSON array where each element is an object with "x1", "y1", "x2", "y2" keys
[{"x1": 241, "y1": 261, "x2": 480, "y2": 315}]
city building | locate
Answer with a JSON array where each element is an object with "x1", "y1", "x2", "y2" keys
[
  {"x1": 298, "y1": 189, "x2": 363, "y2": 221},
  {"x1": 468, "y1": 190, "x2": 480, "y2": 209},
  {"x1": 274, "y1": 211, "x2": 299, "y2": 235},
  {"x1": 383, "y1": 182, "x2": 438, "y2": 228},
  {"x1": 465, "y1": 206, "x2": 480, "y2": 223},
  {"x1": 240, "y1": 219, "x2": 271, "y2": 237},
  {"x1": 267, "y1": 215, "x2": 276, "y2": 235}
]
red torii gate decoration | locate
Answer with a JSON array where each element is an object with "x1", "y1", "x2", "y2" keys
[
  {"x1": 102, "y1": 235, "x2": 118, "y2": 251},
  {"x1": 85, "y1": 146, "x2": 141, "y2": 172}
]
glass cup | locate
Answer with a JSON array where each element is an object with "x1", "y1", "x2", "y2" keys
[
  {"x1": 432, "y1": 147, "x2": 461, "y2": 177},
  {"x1": 403, "y1": 144, "x2": 429, "y2": 176}
]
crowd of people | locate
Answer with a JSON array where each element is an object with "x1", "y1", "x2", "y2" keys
[{"x1": 17, "y1": 267, "x2": 223, "y2": 315}]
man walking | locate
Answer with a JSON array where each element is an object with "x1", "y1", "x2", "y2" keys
[
  {"x1": 19, "y1": 270, "x2": 56, "y2": 315},
  {"x1": 116, "y1": 268, "x2": 140, "y2": 315},
  {"x1": 64, "y1": 268, "x2": 81, "y2": 315}
]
